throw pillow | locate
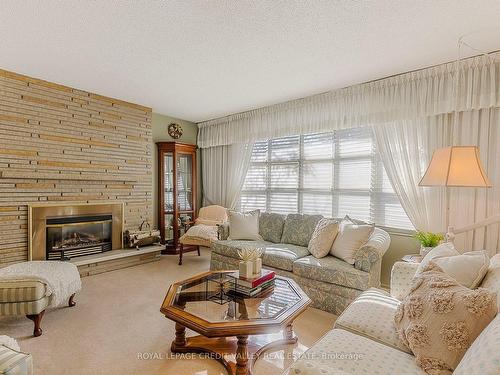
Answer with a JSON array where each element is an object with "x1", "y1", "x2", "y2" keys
[
  {"x1": 227, "y1": 210, "x2": 262, "y2": 241},
  {"x1": 330, "y1": 217, "x2": 374, "y2": 264},
  {"x1": 280, "y1": 214, "x2": 323, "y2": 247},
  {"x1": 259, "y1": 212, "x2": 286, "y2": 243},
  {"x1": 394, "y1": 263, "x2": 497, "y2": 374},
  {"x1": 416, "y1": 242, "x2": 459, "y2": 274},
  {"x1": 308, "y1": 219, "x2": 339, "y2": 258},
  {"x1": 432, "y1": 250, "x2": 490, "y2": 289}
]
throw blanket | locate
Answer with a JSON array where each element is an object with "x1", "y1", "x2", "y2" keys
[
  {"x1": 0, "y1": 336, "x2": 20, "y2": 351},
  {"x1": 0, "y1": 261, "x2": 81, "y2": 307},
  {"x1": 184, "y1": 224, "x2": 218, "y2": 242}
]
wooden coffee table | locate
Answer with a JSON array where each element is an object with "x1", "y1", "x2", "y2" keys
[{"x1": 160, "y1": 270, "x2": 311, "y2": 375}]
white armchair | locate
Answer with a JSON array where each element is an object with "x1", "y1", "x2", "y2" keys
[{"x1": 178, "y1": 205, "x2": 228, "y2": 265}]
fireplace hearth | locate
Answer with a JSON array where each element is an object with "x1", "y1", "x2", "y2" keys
[{"x1": 46, "y1": 215, "x2": 113, "y2": 260}]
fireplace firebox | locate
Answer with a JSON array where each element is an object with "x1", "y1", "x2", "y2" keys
[{"x1": 45, "y1": 215, "x2": 113, "y2": 260}]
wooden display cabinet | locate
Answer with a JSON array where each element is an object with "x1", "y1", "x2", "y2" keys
[{"x1": 157, "y1": 142, "x2": 197, "y2": 255}]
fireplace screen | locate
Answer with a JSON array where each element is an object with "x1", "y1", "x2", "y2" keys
[{"x1": 46, "y1": 215, "x2": 112, "y2": 260}]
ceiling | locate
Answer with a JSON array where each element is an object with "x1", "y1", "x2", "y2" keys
[{"x1": 1, "y1": 1, "x2": 500, "y2": 123}]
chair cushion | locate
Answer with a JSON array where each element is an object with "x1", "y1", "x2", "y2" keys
[
  {"x1": 259, "y1": 212, "x2": 286, "y2": 243},
  {"x1": 280, "y1": 214, "x2": 323, "y2": 247},
  {"x1": 293, "y1": 255, "x2": 370, "y2": 290},
  {"x1": 290, "y1": 328, "x2": 425, "y2": 375},
  {"x1": 454, "y1": 314, "x2": 500, "y2": 375},
  {"x1": 335, "y1": 288, "x2": 411, "y2": 353},
  {"x1": 212, "y1": 240, "x2": 309, "y2": 271},
  {"x1": 0, "y1": 280, "x2": 46, "y2": 303}
]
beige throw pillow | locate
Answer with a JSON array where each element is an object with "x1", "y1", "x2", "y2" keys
[
  {"x1": 432, "y1": 250, "x2": 490, "y2": 289},
  {"x1": 395, "y1": 263, "x2": 497, "y2": 374},
  {"x1": 308, "y1": 219, "x2": 339, "y2": 258},
  {"x1": 227, "y1": 210, "x2": 262, "y2": 241},
  {"x1": 330, "y1": 218, "x2": 374, "y2": 264},
  {"x1": 416, "y1": 242, "x2": 459, "y2": 274}
]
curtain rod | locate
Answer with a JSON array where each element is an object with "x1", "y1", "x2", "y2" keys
[{"x1": 197, "y1": 48, "x2": 500, "y2": 125}]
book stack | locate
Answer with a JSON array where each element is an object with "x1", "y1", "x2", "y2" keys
[{"x1": 228, "y1": 269, "x2": 275, "y2": 297}]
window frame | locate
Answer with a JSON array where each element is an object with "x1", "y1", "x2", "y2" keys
[{"x1": 240, "y1": 128, "x2": 414, "y2": 231}]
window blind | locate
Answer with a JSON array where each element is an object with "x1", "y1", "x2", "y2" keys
[{"x1": 240, "y1": 127, "x2": 414, "y2": 230}]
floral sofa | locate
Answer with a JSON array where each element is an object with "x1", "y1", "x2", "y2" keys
[
  {"x1": 209, "y1": 213, "x2": 390, "y2": 315},
  {"x1": 289, "y1": 254, "x2": 500, "y2": 375}
]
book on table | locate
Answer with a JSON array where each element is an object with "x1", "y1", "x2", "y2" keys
[
  {"x1": 227, "y1": 269, "x2": 275, "y2": 288},
  {"x1": 227, "y1": 269, "x2": 276, "y2": 297},
  {"x1": 232, "y1": 279, "x2": 275, "y2": 296}
]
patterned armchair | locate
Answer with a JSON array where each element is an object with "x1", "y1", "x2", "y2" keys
[{"x1": 0, "y1": 336, "x2": 32, "y2": 375}]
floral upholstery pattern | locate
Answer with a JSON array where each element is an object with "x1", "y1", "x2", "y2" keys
[
  {"x1": 335, "y1": 288, "x2": 411, "y2": 353},
  {"x1": 390, "y1": 261, "x2": 419, "y2": 300},
  {"x1": 259, "y1": 212, "x2": 286, "y2": 243},
  {"x1": 293, "y1": 255, "x2": 370, "y2": 290},
  {"x1": 210, "y1": 252, "x2": 361, "y2": 315},
  {"x1": 217, "y1": 223, "x2": 230, "y2": 240},
  {"x1": 290, "y1": 328, "x2": 425, "y2": 375},
  {"x1": 454, "y1": 315, "x2": 500, "y2": 375},
  {"x1": 353, "y1": 228, "x2": 391, "y2": 290},
  {"x1": 280, "y1": 214, "x2": 323, "y2": 247},
  {"x1": 212, "y1": 240, "x2": 309, "y2": 271}
]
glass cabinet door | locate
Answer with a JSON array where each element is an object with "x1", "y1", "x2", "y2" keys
[
  {"x1": 177, "y1": 153, "x2": 193, "y2": 212},
  {"x1": 164, "y1": 152, "x2": 174, "y2": 243}
]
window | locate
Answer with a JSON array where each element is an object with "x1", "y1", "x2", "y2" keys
[{"x1": 240, "y1": 127, "x2": 414, "y2": 230}]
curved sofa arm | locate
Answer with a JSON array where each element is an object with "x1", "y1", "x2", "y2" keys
[
  {"x1": 390, "y1": 261, "x2": 419, "y2": 300},
  {"x1": 354, "y1": 227, "x2": 391, "y2": 272},
  {"x1": 216, "y1": 223, "x2": 230, "y2": 240}
]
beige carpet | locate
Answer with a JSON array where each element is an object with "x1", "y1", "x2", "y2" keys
[{"x1": 0, "y1": 249, "x2": 336, "y2": 375}]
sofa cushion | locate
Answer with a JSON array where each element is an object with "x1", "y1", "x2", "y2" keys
[
  {"x1": 280, "y1": 214, "x2": 323, "y2": 247},
  {"x1": 293, "y1": 255, "x2": 370, "y2": 290},
  {"x1": 480, "y1": 253, "x2": 500, "y2": 311},
  {"x1": 454, "y1": 314, "x2": 500, "y2": 375},
  {"x1": 330, "y1": 217, "x2": 374, "y2": 264},
  {"x1": 432, "y1": 250, "x2": 490, "y2": 289},
  {"x1": 308, "y1": 218, "x2": 339, "y2": 258},
  {"x1": 0, "y1": 280, "x2": 46, "y2": 303},
  {"x1": 395, "y1": 263, "x2": 497, "y2": 374},
  {"x1": 227, "y1": 210, "x2": 262, "y2": 240},
  {"x1": 290, "y1": 328, "x2": 426, "y2": 375},
  {"x1": 212, "y1": 240, "x2": 309, "y2": 271},
  {"x1": 259, "y1": 212, "x2": 286, "y2": 243},
  {"x1": 335, "y1": 288, "x2": 411, "y2": 353}
]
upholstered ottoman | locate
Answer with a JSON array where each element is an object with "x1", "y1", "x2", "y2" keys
[{"x1": 0, "y1": 261, "x2": 82, "y2": 337}]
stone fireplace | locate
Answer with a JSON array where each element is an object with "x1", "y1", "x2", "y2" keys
[{"x1": 29, "y1": 203, "x2": 124, "y2": 261}]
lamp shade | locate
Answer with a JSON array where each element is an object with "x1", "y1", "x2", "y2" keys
[{"x1": 419, "y1": 146, "x2": 492, "y2": 187}]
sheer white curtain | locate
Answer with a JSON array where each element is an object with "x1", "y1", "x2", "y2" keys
[
  {"x1": 201, "y1": 143, "x2": 254, "y2": 210},
  {"x1": 449, "y1": 108, "x2": 500, "y2": 256},
  {"x1": 374, "y1": 108, "x2": 500, "y2": 255},
  {"x1": 372, "y1": 116, "x2": 451, "y2": 232}
]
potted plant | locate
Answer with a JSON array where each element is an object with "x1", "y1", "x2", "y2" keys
[{"x1": 413, "y1": 231, "x2": 444, "y2": 257}]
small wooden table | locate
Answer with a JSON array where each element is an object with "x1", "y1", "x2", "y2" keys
[{"x1": 160, "y1": 271, "x2": 311, "y2": 375}]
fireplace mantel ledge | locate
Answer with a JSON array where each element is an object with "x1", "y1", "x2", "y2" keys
[{"x1": 70, "y1": 245, "x2": 163, "y2": 267}]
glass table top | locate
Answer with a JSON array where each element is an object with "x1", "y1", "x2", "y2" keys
[{"x1": 170, "y1": 272, "x2": 303, "y2": 323}]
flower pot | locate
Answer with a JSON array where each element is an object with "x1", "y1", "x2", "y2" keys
[
  {"x1": 239, "y1": 261, "x2": 253, "y2": 278},
  {"x1": 252, "y1": 258, "x2": 262, "y2": 276},
  {"x1": 420, "y1": 246, "x2": 434, "y2": 257}
]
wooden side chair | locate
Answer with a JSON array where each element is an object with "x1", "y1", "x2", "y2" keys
[{"x1": 178, "y1": 205, "x2": 228, "y2": 265}]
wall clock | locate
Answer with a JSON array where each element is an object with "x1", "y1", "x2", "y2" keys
[{"x1": 168, "y1": 123, "x2": 183, "y2": 139}]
